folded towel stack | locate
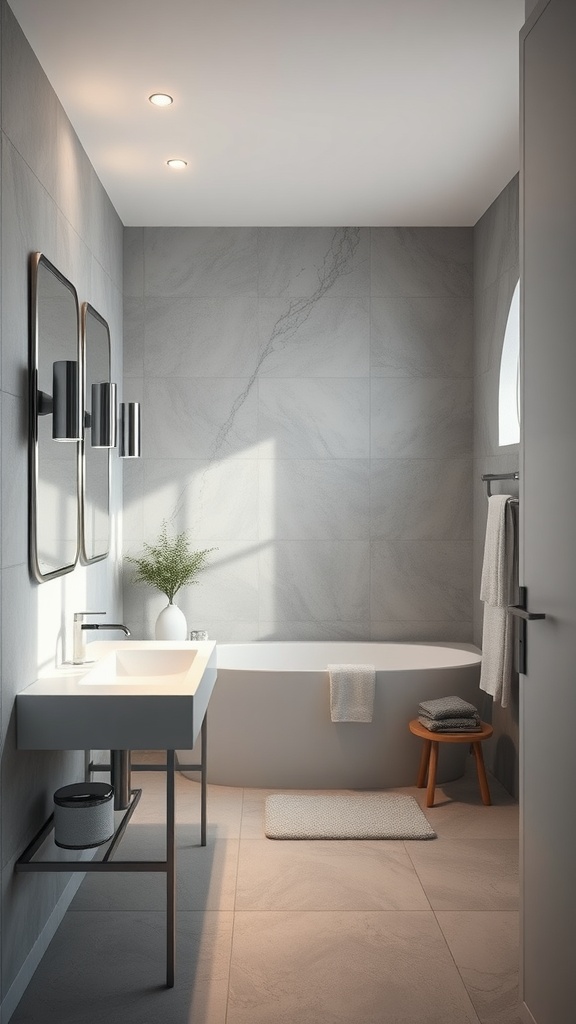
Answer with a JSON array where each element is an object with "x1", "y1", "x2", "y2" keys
[{"x1": 418, "y1": 695, "x2": 481, "y2": 733}]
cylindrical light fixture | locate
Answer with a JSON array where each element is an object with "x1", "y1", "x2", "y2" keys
[
  {"x1": 119, "y1": 402, "x2": 141, "y2": 458},
  {"x1": 52, "y1": 360, "x2": 82, "y2": 441},
  {"x1": 91, "y1": 382, "x2": 117, "y2": 448}
]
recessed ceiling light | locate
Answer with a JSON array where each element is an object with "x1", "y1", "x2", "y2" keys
[
  {"x1": 166, "y1": 159, "x2": 187, "y2": 169},
  {"x1": 149, "y1": 93, "x2": 173, "y2": 106}
]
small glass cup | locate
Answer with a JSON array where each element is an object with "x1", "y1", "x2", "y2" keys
[{"x1": 190, "y1": 630, "x2": 209, "y2": 641}]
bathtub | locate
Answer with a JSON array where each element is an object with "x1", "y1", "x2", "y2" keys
[{"x1": 182, "y1": 642, "x2": 483, "y2": 790}]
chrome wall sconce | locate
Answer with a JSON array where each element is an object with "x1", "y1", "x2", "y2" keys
[
  {"x1": 37, "y1": 359, "x2": 82, "y2": 441},
  {"x1": 84, "y1": 390, "x2": 141, "y2": 457},
  {"x1": 89, "y1": 381, "x2": 118, "y2": 448},
  {"x1": 119, "y1": 402, "x2": 142, "y2": 458}
]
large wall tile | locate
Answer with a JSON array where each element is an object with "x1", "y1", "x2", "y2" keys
[
  {"x1": 1, "y1": 392, "x2": 27, "y2": 567},
  {"x1": 257, "y1": 295, "x2": 369, "y2": 378},
  {"x1": 259, "y1": 541, "x2": 370, "y2": 622},
  {"x1": 1, "y1": 5, "x2": 60, "y2": 198},
  {"x1": 123, "y1": 228, "x2": 144, "y2": 298},
  {"x1": 474, "y1": 267, "x2": 519, "y2": 379},
  {"x1": 371, "y1": 378, "x2": 473, "y2": 459},
  {"x1": 1, "y1": 139, "x2": 58, "y2": 397},
  {"x1": 370, "y1": 621, "x2": 473, "y2": 642},
  {"x1": 140, "y1": 458, "x2": 260, "y2": 542},
  {"x1": 258, "y1": 227, "x2": 369, "y2": 298},
  {"x1": 144, "y1": 296, "x2": 259, "y2": 378},
  {"x1": 474, "y1": 176, "x2": 519, "y2": 293},
  {"x1": 371, "y1": 228, "x2": 473, "y2": 297},
  {"x1": 259, "y1": 459, "x2": 370, "y2": 540},
  {"x1": 371, "y1": 296, "x2": 472, "y2": 378},
  {"x1": 1, "y1": 2, "x2": 125, "y2": 998},
  {"x1": 125, "y1": 224, "x2": 475, "y2": 667},
  {"x1": 258, "y1": 621, "x2": 370, "y2": 641},
  {"x1": 259, "y1": 378, "x2": 370, "y2": 458},
  {"x1": 144, "y1": 227, "x2": 258, "y2": 297},
  {"x1": 123, "y1": 296, "x2": 145, "y2": 377},
  {"x1": 370, "y1": 459, "x2": 472, "y2": 540},
  {"x1": 144, "y1": 378, "x2": 258, "y2": 460},
  {"x1": 370, "y1": 540, "x2": 472, "y2": 622}
]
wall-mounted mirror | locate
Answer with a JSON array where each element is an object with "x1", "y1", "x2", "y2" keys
[
  {"x1": 80, "y1": 303, "x2": 112, "y2": 564},
  {"x1": 29, "y1": 253, "x2": 81, "y2": 582}
]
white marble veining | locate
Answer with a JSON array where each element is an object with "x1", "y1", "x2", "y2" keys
[
  {"x1": 258, "y1": 227, "x2": 369, "y2": 298},
  {"x1": 125, "y1": 225, "x2": 475, "y2": 643},
  {"x1": 258, "y1": 295, "x2": 369, "y2": 378},
  {"x1": 144, "y1": 378, "x2": 259, "y2": 460}
]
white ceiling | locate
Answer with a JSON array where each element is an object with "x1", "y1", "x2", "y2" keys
[{"x1": 9, "y1": 0, "x2": 524, "y2": 227}]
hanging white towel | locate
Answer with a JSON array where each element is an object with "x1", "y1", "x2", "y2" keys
[
  {"x1": 479, "y1": 495, "x2": 516, "y2": 707},
  {"x1": 328, "y1": 664, "x2": 375, "y2": 722}
]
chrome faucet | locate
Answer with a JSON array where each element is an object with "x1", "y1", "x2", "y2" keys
[{"x1": 73, "y1": 612, "x2": 131, "y2": 664}]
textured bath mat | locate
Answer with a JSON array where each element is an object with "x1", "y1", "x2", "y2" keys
[{"x1": 264, "y1": 793, "x2": 436, "y2": 840}]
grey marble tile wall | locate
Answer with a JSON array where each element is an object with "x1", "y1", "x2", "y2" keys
[
  {"x1": 473, "y1": 175, "x2": 520, "y2": 796},
  {"x1": 124, "y1": 225, "x2": 473, "y2": 643},
  {"x1": 0, "y1": 2, "x2": 124, "y2": 1013}
]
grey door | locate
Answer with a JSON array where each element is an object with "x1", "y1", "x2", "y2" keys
[{"x1": 521, "y1": 1, "x2": 576, "y2": 1021}]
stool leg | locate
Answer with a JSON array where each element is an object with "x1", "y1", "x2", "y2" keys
[
  {"x1": 472, "y1": 742, "x2": 492, "y2": 806},
  {"x1": 426, "y1": 742, "x2": 439, "y2": 808},
  {"x1": 417, "y1": 740, "x2": 432, "y2": 789}
]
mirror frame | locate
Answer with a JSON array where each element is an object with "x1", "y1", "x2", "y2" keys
[
  {"x1": 28, "y1": 252, "x2": 81, "y2": 583},
  {"x1": 79, "y1": 302, "x2": 112, "y2": 565}
]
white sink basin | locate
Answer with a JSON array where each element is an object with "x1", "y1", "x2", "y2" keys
[
  {"x1": 16, "y1": 641, "x2": 217, "y2": 751},
  {"x1": 81, "y1": 648, "x2": 197, "y2": 685}
]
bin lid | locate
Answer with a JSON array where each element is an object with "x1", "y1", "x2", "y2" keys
[{"x1": 54, "y1": 782, "x2": 114, "y2": 807}]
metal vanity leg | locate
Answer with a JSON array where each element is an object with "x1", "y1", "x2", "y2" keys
[
  {"x1": 201, "y1": 713, "x2": 207, "y2": 847},
  {"x1": 166, "y1": 750, "x2": 176, "y2": 988},
  {"x1": 111, "y1": 750, "x2": 131, "y2": 810}
]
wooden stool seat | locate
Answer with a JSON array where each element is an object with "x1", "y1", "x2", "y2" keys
[{"x1": 408, "y1": 719, "x2": 493, "y2": 808}]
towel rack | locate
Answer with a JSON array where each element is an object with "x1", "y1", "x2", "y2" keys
[{"x1": 481, "y1": 472, "x2": 519, "y2": 499}]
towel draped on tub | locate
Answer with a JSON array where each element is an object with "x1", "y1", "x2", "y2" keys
[{"x1": 328, "y1": 664, "x2": 375, "y2": 722}]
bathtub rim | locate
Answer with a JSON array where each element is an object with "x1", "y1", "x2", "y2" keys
[{"x1": 215, "y1": 640, "x2": 482, "y2": 674}]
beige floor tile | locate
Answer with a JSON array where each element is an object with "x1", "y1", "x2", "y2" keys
[
  {"x1": 71, "y1": 831, "x2": 239, "y2": 912},
  {"x1": 10, "y1": 911, "x2": 233, "y2": 1024},
  {"x1": 124, "y1": 770, "x2": 244, "y2": 837},
  {"x1": 227, "y1": 911, "x2": 481, "y2": 1024},
  {"x1": 406, "y1": 838, "x2": 518, "y2": 911},
  {"x1": 236, "y1": 837, "x2": 430, "y2": 911},
  {"x1": 388, "y1": 763, "x2": 519, "y2": 841},
  {"x1": 436, "y1": 912, "x2": 520, "y2": 1024}
]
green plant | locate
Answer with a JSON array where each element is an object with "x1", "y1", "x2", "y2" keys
[{"x1": 126, "y1": 521, "x2": 215, "y2": 604}]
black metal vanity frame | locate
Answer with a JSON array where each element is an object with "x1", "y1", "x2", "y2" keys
[{"x1": 15, "y1": 714, "x2": 208, "y2": 988}]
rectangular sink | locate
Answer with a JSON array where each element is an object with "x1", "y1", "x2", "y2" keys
[
  {"x1": 16, "y1": 640, "x2": 217, "y2": 751},
  {"x1": 81, "y1": 648, "x2": 197, "y2": 685}
]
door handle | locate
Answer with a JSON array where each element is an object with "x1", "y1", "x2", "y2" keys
[
  {"x1": 507, "y1": 586, "x2": 546, "y2": 621},
  {"x1": 507, "y1": 587, "x2": 545, "y2": 674}
]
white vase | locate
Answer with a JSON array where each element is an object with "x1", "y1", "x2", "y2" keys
[{"x1": 155, "y1": 601, "x2": 187, "y2": 641}]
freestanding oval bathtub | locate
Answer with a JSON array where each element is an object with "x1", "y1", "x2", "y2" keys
[{"x1": 184, "y1": 642, "x2": 483, "y2": 790}]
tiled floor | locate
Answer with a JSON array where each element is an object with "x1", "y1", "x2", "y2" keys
[{"x1": 11, "y1": 756, "x2": 521, "y2": 1024}]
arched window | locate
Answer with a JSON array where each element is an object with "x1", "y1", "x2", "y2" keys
[{"x1": 498, "y1": 279, "x2": 520, "y2": 446}]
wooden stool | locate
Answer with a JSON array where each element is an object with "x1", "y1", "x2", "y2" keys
[{"x1": 408, "y1": 719, "x2": 493, "y2": 808}]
